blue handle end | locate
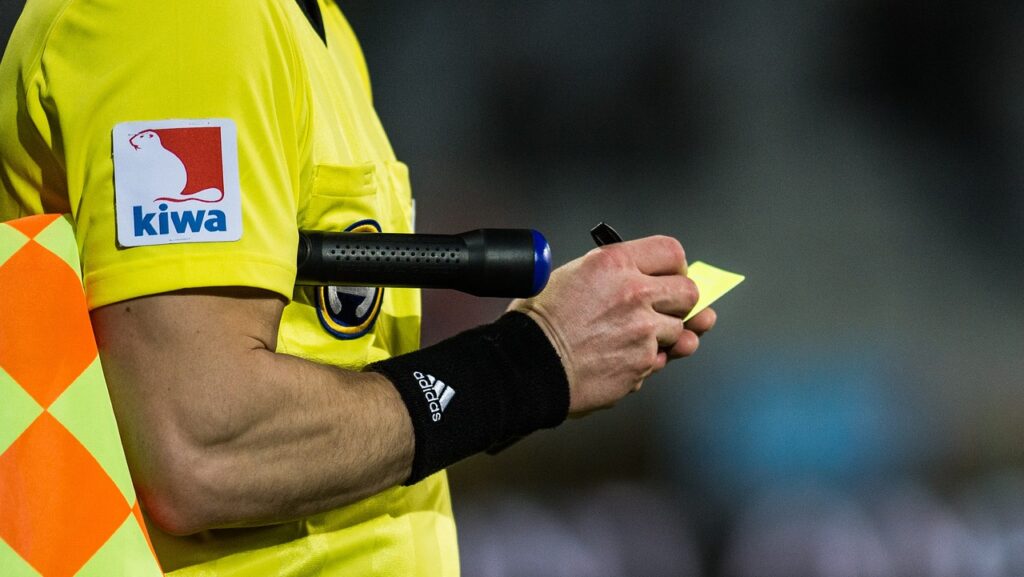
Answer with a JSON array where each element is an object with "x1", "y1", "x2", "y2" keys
[{"x1": 530, "y1": 229, "x2": 552, "y2": 296}]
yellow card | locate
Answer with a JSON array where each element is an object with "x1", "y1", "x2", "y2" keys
[{"x1": 683, "y1": 261, "x2": 745, "y2": 321}]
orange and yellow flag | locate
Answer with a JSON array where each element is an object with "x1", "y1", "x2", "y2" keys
[{"x1": 0, "y1": 214, "x2": 163, "y2": 577}]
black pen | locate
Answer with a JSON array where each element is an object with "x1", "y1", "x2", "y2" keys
[{"x1": 590, "y1": 222, "x2": 623, "y2": 246}]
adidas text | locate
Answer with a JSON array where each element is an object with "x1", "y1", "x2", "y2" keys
[{"x1": 414, "y1": 371, "x2": 455, "y2": 422}]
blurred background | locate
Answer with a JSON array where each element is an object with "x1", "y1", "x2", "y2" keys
[
  {"x1": 341, "y1": 1, "x2": 1024, "y2": 575},
  {"x1": 5, "y1": 0, "x2": 1023, "y2": 574}
]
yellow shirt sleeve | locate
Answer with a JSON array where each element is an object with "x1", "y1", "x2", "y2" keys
[{"x1": 36, "y1": 0, "x2": 313, "y2": 309}]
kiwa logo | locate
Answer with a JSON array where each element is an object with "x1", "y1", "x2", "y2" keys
[{"x1": 113, "y1": 119, "x2": 242, "y2": 247}]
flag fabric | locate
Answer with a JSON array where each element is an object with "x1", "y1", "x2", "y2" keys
[{"x1": 0, "y1": 214, "x2": 163, "y2": 577}]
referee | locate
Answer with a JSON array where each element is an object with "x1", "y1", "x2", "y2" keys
[{"x1": 0, "y1": 1, "x2": 717, "y2": 575}]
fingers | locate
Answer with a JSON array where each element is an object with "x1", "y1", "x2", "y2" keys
[
  {"x1": 653, "y1": 311, "x2": 687, "y2": 349},
  {"x1": 660, "y1": 309, "x2": 715, "y2": 360},
  {"x1": 647, "y1": 274, "x2": 699, "y2": 318},
  {"x1": 684, "y1": 307, "x2": 717, "y2": 336},
  {"x1": 635, "y1": 266, "x2": 701, "y2": 351},
  {"x1": 654, "y1": 307, "x2": 716, "y2": 363},
  {"x1": 665, "y1": 329, "x2": 700, "y2": 359},
  {"x1": 615, "y1": 235, "x2": 688, "y2": 276},
  {"x1": 531, "y1": 232, "x2": 714, "y2": 415},
  {"x1": 628, "y1": 248, "x2": 707, "y2": 364}
]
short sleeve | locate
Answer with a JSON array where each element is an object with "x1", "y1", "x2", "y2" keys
[{"x1": 38, "y1": 0, "x2": 313, "y2": 309}]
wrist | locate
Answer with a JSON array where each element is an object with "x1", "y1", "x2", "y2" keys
[
  {"x1": 509, "y1": 303, "x2": 579, "y2": 402},
  {"x1": 367, "y1": 311, "x2": 570, "y2": 485}
]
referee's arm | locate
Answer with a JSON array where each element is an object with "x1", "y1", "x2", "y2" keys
[{"x1": 91, "y1": 235, "x2": 714, "y2": 535}]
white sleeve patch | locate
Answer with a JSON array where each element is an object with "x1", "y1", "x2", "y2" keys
[{"x1": 112, "y1": 118, "x2": 242, "y2": 247}]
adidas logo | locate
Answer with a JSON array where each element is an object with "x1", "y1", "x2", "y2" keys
[{"x1": 413, "y1": 371, "x2": 455, "y2": 422}]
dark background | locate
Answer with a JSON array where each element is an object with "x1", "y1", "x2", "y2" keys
[
  {"x1": 342, "y1": 2, "x2": 1024, "y2": 575},
  {"x1": 6, "y1": 1, "x2": 1024, "y2": 575}
]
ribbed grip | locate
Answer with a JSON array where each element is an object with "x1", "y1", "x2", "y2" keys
[{"x1": 296, "y1": 229, "x2": 551, "y2": 298}]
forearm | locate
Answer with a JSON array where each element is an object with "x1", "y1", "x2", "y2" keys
[
  {"x1": 93, "y1": 290, "x2": 413, "y2": 535},
  {"x1": 95, "y1": 234, "x2": 713, "y2": 535},
  {"x1": 164, "y1": 351, "x2": 413, "y2": 532}
]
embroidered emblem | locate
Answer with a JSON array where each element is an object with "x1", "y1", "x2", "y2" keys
[{"x1": 316, "y1": 220, "x2": 384, "y2": 339}]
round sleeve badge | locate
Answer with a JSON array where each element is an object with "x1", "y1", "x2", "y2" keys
[{"x1": 315, "y1": 220, "x2": 385, "y2": 339}]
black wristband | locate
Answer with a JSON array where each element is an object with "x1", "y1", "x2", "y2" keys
[{"x1": 367, "y1": 311, "x2": 569, "y2": 485}]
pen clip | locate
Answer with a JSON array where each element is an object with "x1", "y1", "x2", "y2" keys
[{"x1": 590, "y1": 222, "x2": 623, "y2": 246}]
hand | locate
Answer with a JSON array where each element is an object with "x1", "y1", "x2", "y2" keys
[{"x1": 508, "y1": 236, "x2": 715, "y2": 415}]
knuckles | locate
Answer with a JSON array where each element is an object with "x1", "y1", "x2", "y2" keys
[
  {"x1": 628, "y1": 315, "x2": 659, "y2": 342},
  {"x1": 560, "y1": 234, "x2": 699, "y2": 401},
  {"x1": 621, "y1": 278, "x2": 655, "y2": 306},
  {"x1": 585, "y1": 244, "x2": 632, "y2": 271},
  {"x1": 641, "y1": 346, "x2": 662, "y2": 371},
  {"x1": 652, "y1": 235, "x2": 687, "y2": 267}
]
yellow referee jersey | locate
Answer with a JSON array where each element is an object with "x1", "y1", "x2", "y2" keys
[{"x1": 0, "y1": 0, "x2": 458, "y2": 575}]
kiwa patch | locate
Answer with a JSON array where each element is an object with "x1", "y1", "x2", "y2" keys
[
  {"x1": 112, "y1": 118, "x2": 242, "y2": 247},
  {"x1": 316, "y1": 220, "x2": 385, "y2": 339}
]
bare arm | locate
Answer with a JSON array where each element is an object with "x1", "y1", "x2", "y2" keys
[
  {"x1": 91, "y1": 288, "x2": 414, "y2": 535},
  {"x1": 94, "y1": 236, "x2": 715, "y2": 536}
]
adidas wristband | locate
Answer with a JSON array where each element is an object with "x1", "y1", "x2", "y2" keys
[{"x1": 367, "y1": 311, "x2": 570, "y2": 485}]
